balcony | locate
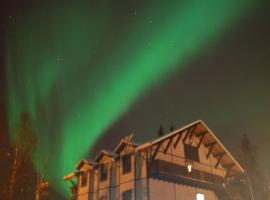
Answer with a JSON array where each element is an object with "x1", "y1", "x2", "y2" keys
[{"x1": 149, "y1": 159, "x2": 225, "y2": 190}]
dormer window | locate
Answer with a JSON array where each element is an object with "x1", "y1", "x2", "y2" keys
[
  {"x1": 100, "y1": 164, "x2": 108, "y2": 181},
  {"x1": 184, "y1": 144, "x2": 199, "y2": 162},
  {"x1": 122, "y1": 154, "x2": 131, "y2": 174}
]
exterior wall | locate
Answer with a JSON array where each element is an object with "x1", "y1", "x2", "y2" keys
[
  {"x1": 77, "y1": 166, "x2": 91, "y2": 200},
  {"x1": 135, "y1": 152, "x2": 148, "y2": 200},
  {"x1": 155, "y1": 131, "x2": 226, "y2": 178},
  {"x1": 72, "y1": 126, "x2": 246, "y2": 200},
  {"x1": 110, "y1": 161, "x2": 118, "y2": 200},
  {"x1": 79, "y1": 145, "x2": 142, "y2": 200},
  {"x1": 149, "y1": 178, "x2": 219, "y2": 200},
  {"x1": 95, "y1": 157, "x2": 111, "y2": 200},
  {"x1": 118, "y1": 146, "x2": 136, "y2": 200},
  {"x1": 75, "y1": 138, "x2": 226, "y2": 200}
]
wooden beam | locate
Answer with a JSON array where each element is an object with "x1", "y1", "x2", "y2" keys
[
  {"x1": 214, "y1": 152, "x2": 226, "y2": 157},
  {"x1": 182, "y1": 125, "x2": 198, "y2": 144},
  {"x1": 182, "y1": 131, "x2": 189, "y2": 143},
  {"x1": 205, "y1": 141, "x2": 217, "y2": 147},
  {"x1": 151, "y1": 142, "x2": 162, "y2": 161},
  {"x1": 224, "y1": 164, "x2": 235, "y2": 178},
  {"x1": 206, "y1": 142, "x2": 216, "y2": 159},
  {"x1": 189, "y1": 125, "x2": 197, "y2": 139},
  {"x1": 164, "y1": 137, "x2": 173, "y2": 154},
  {"x1": 182, "y1": 125, "x2": 197, "y2": 143},
  {"x1": 214, "y1": 152, "x2": 226, "y2": 168},
  {"x1": 196, "y1": 131, "x2": 208, "y2": 137},
  {"x1": 174, "y1": 131, "x2": 183, "y2": 148},
  {"x1": 197, "y1": 132, "x2": 207, "y2": 149}
]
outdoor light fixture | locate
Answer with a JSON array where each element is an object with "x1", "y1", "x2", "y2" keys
[
  {"x1": 187, "y1": 164, "x2": 193, "y2": 172},
  {"x1": 185, "y1": 160, "x2": 193, "y2": 173}
]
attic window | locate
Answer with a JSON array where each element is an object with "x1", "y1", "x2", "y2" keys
[
  {"x1": 184, "y1": 144, "x2": 199, "y2": 162},
  {"x1": 100, "y1": 164, "x2": 108, "y2": 181},
  {"x1": 81, "y1": 171, "x2": 88, "y2": 187},
  {"x1": 122, "y1": 154, "x2": 131, "y2": 174}
]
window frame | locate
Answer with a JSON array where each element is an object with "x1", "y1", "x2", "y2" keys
[
  {"x1": 99, "y1": 164, "x2": 108, "y2": 182},
  {"x1": 122, "y1": 154, "x2": 132, "y2": 174},
  {"x1": 184, "y1": 143, "x2": 200, "y2": 162},
  {"x1": 196, "y1": 193, "x2": 205, "y2": 200}
]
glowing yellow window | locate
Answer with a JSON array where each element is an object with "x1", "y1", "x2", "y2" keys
[{"x1": 196, "y1": 193, "x2": 205, "y2": 200}]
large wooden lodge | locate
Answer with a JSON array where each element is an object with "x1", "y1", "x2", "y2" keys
[{"x1": 64, "y1": 120, "x2": 253, "y2": 200}]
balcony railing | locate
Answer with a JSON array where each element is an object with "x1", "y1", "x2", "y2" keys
[{"x1": 149, "y1": 159, "x2": 224, "y2": 190}]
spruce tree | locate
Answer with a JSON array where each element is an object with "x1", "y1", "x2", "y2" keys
[{"x1": 238, "y1": 134, "x2": 270, "y2": 200}]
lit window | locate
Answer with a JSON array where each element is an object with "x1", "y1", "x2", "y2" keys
[{"x1": 196, "y1": 193, "x2": 205, "y2": 200}]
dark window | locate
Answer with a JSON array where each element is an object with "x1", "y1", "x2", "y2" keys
[
  {"x1": 122, "y1": 155, "x2": 131, "y2": 174},
  {"x1": 184, "y1": 144, "x2": 199, "y2": 162},
  {"x1": 100, "y1": 164, "x2": 108, "y2": 181},
  {"x1": 122, "y1": 189, "x2": 132, "y2": 200},
  {"x1": 81, "y1": 172, "x2": 88, "y2": 187}
]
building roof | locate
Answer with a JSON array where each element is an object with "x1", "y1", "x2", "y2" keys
[
  {"x1": 114, "y1": 140, "x2": 138, "y2": 154},
  {"x1": 95, "y1": 150, "x2": 117, "y2": 162},
  {"x1": 65, "y1": 120, "x2": 245, "y2": 180},
  {"x1": 136, "y1": 120, "x2": 244, "y2": 176},
  {"x1": 76, "y1": 159, "x2": 97, "y2": 170}
]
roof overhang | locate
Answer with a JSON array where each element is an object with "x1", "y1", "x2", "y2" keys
[
  {"x1": 136, "y1": 120, "x2": 244, "y2": 176},
  {"x1": 95, "y1": 150, "x2": 117, "y2": 162},
  {"x1": 114, "y1": 140, "x2": 138, "y2": 154},
  {"x1": 76, "y1": 159, "x2": 97, "y2": 170}
]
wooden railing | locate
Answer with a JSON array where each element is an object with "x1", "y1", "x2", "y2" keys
[{"x1": 149, "y1": 159, "x2": 224, "y2": 190}]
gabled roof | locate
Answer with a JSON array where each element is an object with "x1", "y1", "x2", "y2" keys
[
  {"x1": 76, "y1": 159, "x2": 97, "y2": 170},
  {"x1": 136, "y1": 120, "x2": 244, "y2": 176},
  {"x1": 95, "y1": 150, "x2": 117, "y2": 162},
  {"x1": 113, "y1": 133, "x2": 138, "y2": 154},
  {"x1": 114, "y1": 140, "x2": 138, "y2": 154}
]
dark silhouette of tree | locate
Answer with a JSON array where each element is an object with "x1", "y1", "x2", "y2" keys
[
  {"x1": 238, "y1": 134, "x2": 270, "y2": 200},
  {"x1": 158, "y1": 125, "x2": 164, "y2": 137},
  {"x1": 0, "y1": 144, "x2": 13, "y2": 198},
  {"x1": 169, "y1": 124, "x2": 175, "y2": 132},
  {"x1": 8, "y1": 112, "x2": 37, "y2": 200}
]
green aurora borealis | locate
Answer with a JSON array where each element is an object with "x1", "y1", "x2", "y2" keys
[{"x1": 5, "y1": 0, "x2": 258, "y2": 196}]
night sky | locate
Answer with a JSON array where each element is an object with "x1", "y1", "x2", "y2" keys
[{"x1": 1, "y1": 0, "x2": 270, "y2": 198}]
